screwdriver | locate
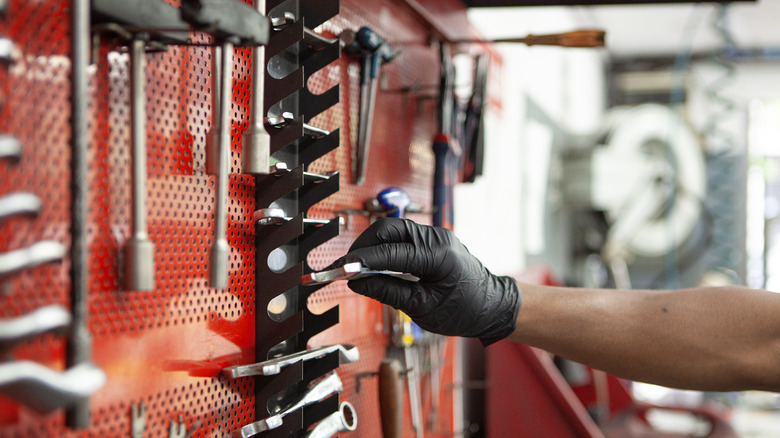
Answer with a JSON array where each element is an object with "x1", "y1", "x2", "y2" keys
[
  {"x1": 452, "y1": 29, "x2": 606, "y2": 47},
  {"x1": 432, "y1": 42, "x2": 461, "y2": 231}
]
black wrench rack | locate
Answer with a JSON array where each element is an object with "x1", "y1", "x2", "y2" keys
[{"x1": 254, "y1": 0, "x2": 343, "y2": 436}]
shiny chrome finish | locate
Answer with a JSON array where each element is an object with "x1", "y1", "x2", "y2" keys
[
  {"x1": 239, "y1": 373, "x2": 344, "y2": 437},
  {"x1": 0, "y1": 361, "x2": 106, "y2": 413},
  {"x1": 305, "y1": 402, "x2": 357, "y2": 438},
  {"x1": 0, "y1": 305, "x2": 70, "y2": 353},
  {"x1": 125, "y1": 38, "x2": 155, "y2": 292},
  {"x1": 0, "y1": 193, "x2": 42, "y2": 220},
  {"x1": 223, "y1": 344, "x2": 359, "y2": 378},
  {"x1": 0, "y1": 240, "x2": 66, "y2": 279}
]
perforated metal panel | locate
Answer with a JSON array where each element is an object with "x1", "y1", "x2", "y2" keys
[{"x1": 0, "y1": 0, "x2": 464, "y2": 436}]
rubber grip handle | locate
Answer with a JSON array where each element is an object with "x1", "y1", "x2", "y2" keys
[
  {"x1": 378, "y1": 359, "x2": 403, "y2": 438},
  {"x1": 432, "y1": 134, "x2": 459, "y2": 230}
]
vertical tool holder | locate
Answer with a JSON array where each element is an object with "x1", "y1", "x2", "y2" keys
[{"x1": 254, "y1": 0, "x2": 342, "y2": 435}]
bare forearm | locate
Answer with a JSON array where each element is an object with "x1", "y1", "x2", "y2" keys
[{"x1": 507, "y1": 283, "x2": 780, "y2": 392}]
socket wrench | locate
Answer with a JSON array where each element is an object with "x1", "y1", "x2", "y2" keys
[
  {"x1": 240, "y1": 0, "x2": 271, "y2": 175},
  {"x1": 208, "y1": 41, "x2": 233, "y2": 289},
  {"x1": 124, "y1": 38, "x2": 155, "y2": 292}
]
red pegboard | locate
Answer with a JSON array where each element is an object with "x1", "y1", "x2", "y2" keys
[{"x1": 0, "y1": 0, "x2": 472, "y2": 436}]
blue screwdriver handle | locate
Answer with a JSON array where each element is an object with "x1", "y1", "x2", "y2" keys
[{"x1": 432, "y1": 133, "x2": 461, "y2": 230}]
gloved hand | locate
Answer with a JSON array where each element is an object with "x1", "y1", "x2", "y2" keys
[{"x1": 334, "y1": 218, "x2": 521, "y2": 346}]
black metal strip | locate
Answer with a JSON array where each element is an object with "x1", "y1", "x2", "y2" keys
[{"x1": 299, "y1": 129, "x2": 340, "y2": 168}]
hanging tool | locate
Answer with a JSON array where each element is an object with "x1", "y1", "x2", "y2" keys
[
  {"x1": 68, "y1": 0, "x2": 93, "y2": 428},
  {"x1": 378, "y1": 359, "x2": 403, "y2": 438},
  {"x1": 208, "y1": 39, "x2": 233, "y2": 289},
  {"x1": 205, "y1": 45, "x2": 221, "y2": 175},
  {"x1": 301, "y1": 262, "x2": 418, "y2": 286},
  {"x1": 241, "y1": 0, "x2": 271, "y2": 175},
  {"x1": 0, "y1": 361, "x2": 106, "y2": 413},
  {"x1": 342, "y1": 27, "x2": 396, "y2": 185},
  {"x1": 376, "y1": 187, "x2": 411, "y2": 219},
  {"x1": 462, "y1": 54, "x2": 488, "y2": 183},
  {"x1": 0, "y1": 135, "x2": 21, "y2": 162},
  {"x1": 223, "y1": 344, "x2": 359, "y2": 378},
  {"x1": 0, "y1": 193, "x2": 42, "y2": 220},
  {"x1": 0, "y1": 240, "x2": 66, "y2": 279},
  {"x1": 180, "y1": 0, "x2": 270, "y2": 289},
  {"x1": 0, "y1": 305, "x2": 70, "y2": 354},
  {"x1": 400, "y1": 312, "x2": 423, "y2": 438},
  {"x1": 304, "y1": 401, "x2": 357, "y2": 438},
  {"x1": 452, "y1": 29, "x2": 606, "y2": 47},
  {"x1": 125, "y1": 36, "x2": 155, "y2": 292},
  {"x1": 238, "y1": 372, "x2": 344, "y2": 437},
  {"x1": 432, "y1": 42, "x2": 461, "y2": 230}
]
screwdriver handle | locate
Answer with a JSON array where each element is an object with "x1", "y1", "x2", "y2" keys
[
  {"x1": 378, "y1": 359, "x2": 403, "y2": 438},
  {"x1": 495, "y1": 30, "x2": 606, "y2": 47},
  {"x1": 432, "y1": 133, "x2": 461, "y2": 230}
]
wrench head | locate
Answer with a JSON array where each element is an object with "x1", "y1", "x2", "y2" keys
[{"x1": 240, "y1": 415, "x2": 283, "y2": 437}]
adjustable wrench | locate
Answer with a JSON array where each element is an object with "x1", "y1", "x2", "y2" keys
[
  {"x1": 241, "y1": 0, "x2": 271, "y2": 175},
  {"x1": 208, "y1": 40, "x2": 234, "y2": 289},
  {"x1": 305, "y1": 401, "x2": 357, "y2": 438},
  {"x1": 125, "y1": 37, "x2": 155, "y2": 292},
  {"x1": 238, "y1": 372, "x2": 343, "y2": 437},
  {"x1": 0, "y1": 193, "x2": 42, "y2": 220}
]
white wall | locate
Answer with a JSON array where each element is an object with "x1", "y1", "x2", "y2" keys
[{"x1": 455, "y1": 7, "x2": 607, "y2": 277}]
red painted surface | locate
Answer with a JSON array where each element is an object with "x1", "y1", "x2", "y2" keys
[
  {"x1": 486, "y1": 341, "x2": 605, "y2": 438},
  {"x1": 0, "y1": 0, "x2": 475, "y2": 436}
]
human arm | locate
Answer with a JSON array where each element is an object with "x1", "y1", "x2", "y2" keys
[
  {"x1": 510, "y1": 282, "x2": 780, "y2": 392},
  {"x1": 337, "y1": 218, "x2": 780, "y2": 392}
]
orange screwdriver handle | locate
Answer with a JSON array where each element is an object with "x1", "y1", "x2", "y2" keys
[{"x1": 495, "y1": 29, "x2": 606, "y2": 47}]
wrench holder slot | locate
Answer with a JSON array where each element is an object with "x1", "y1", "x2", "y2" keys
[{"x1": 254, "y1": 0, "x2": 342, "y2": 436}]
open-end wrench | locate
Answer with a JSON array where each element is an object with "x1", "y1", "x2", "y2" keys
[
  {"x1": 0, "y1": 193, "x2": 42, "y2": 220},
  {"x1": 0, "y1": 305, "x2": 70, "y2": 354},
  {"x1": 0, "y1": 135, "x2": 21, "y2": 162},
  {"x1": 0, "y1": 240, "x2": 65, "y2": 279},
  {"x1": 125, "y1": 37, "x2": 155, "y2": 292},
  {"x1": 223, "y1": 344, "x2": 359, "y2": 378},
  {"x1": 304, "y1": 401, "x2": 357, "y2": 438},
  {"x1": 241, "y1": 0, "x2": 270, "y2": 175},
  {"x1": 238, "y1": 372, "x2": 344, "y2": 437},
  {"x1": 301, "y1": 261, "x2": 419, "y2": 286},
  {"x1": 208, "y1": 40, "x2": 234, "y2": 289}
]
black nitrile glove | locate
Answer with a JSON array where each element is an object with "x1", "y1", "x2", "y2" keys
[{"x1": 335, "y1": 218, "x2": 522, "y2": 346}]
